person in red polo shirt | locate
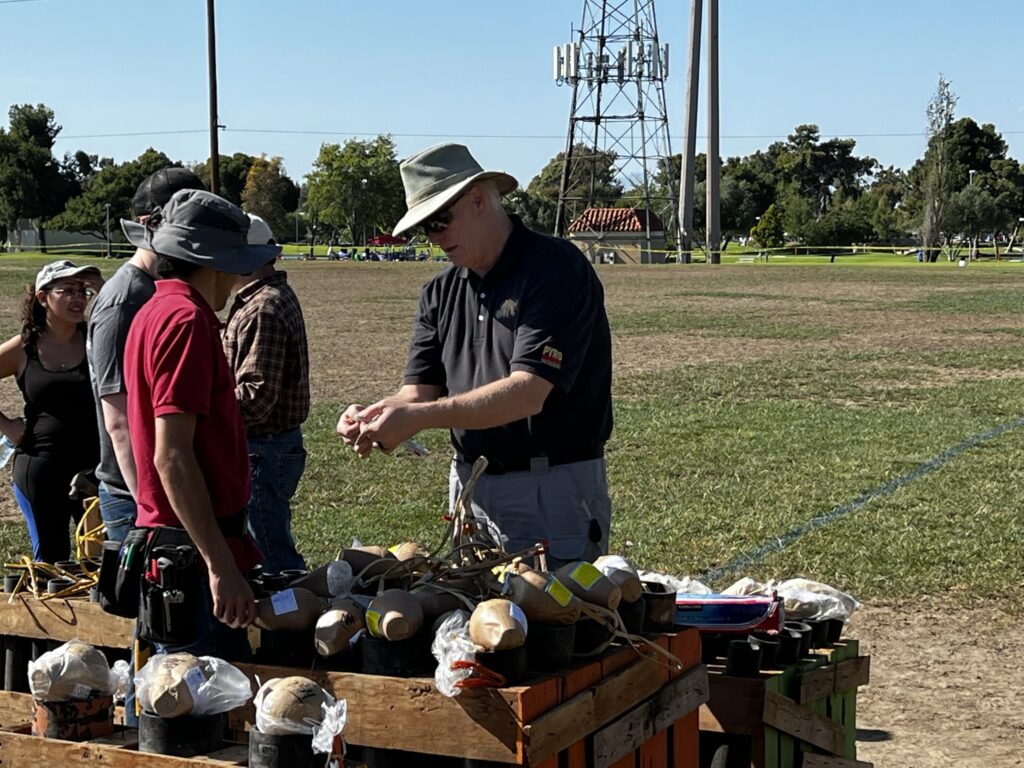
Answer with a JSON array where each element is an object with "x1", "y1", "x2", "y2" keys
[{"x1": 121, "y1": 189, "x2": 280, "y2": 656}]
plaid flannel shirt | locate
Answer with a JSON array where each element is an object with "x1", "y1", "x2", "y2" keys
[{"x1": 223, "y1": 270, "x2": 310, "y2": 437}]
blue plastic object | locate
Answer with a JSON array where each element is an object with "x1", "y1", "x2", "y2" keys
[{"x1": 674, "y1": 593, "x2": 783, "y2": 634}]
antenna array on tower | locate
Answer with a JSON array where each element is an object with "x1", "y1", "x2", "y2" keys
[{"x1": 551, "y1": 0, "x2": 679, "y2": 249}]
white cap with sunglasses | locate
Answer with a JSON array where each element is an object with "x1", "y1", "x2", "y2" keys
[
  {"x1": 392, "y1": 143, "x2": 517, "y2": 237},
  {"x1": 34, "y1": 260, "x2": 103, "y2": 292}
]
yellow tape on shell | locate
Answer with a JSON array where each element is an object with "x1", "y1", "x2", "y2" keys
[
  {"x1": 545, "y1": 577, "x2": 573, "y2": 607},
  {"x1": 366, "y1": 609, "x2": 382, "y2": 638},
  {"x1": 569, "y1": 562, "x2": 602, "y2": 591}
]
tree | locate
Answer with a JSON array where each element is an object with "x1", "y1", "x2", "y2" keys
[
  {"x1": 919, "y1": 75, "x2": 959, "y2": 255},
  {"x1": 775, "y1": 125, "x2": 876, "y2": 216},
  {"x1": 750, "y1": 202, "x2": 785, "y2": 249},
  {"x1": 305, "y1": 135, "x2": 404, "y2": 243},
  {"x1": 987, "y1": 157, "x2": 1024, "y2": 252},
  {"x1": 722, "y1": 154, "x2": 776, "y2": 237},
  {"x1": 63, "y1": 150, "x2": 112, "y2": 188},
  {"x1": 526, "y1": 144, "x2": 623, "y2": 235},
  {"x1": 778, "y1": 185, "x2": 815, "y2": 243},
  {"x1": 864, "y1": 166, "x2": 911, "y2": 244},
  {"x1": 48, "y1": 149, "x2": 178, "y2": 239},
  {"x1": 505, "y1": 187, "x2": 543, "y2": 232},
  {"x1": 947, "y1": 185, "x2": 1000, "y2": 257},
  {"x1": 193, "y1": 152, "x2": 256, "y2": 206},
  {"x1": 241, "y1": 155, "x2": 298, "y2": 238},
  {"x1": 0, "y1": 104, "x2": 74, "y2": 249},
  {"x1": 800, "y1": 194, "x2": 873, "y2": 247}
]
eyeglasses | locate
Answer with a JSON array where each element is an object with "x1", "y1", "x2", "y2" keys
[
  {"x1": 48, "y1": 286, "x2": 96, "y2": 299},
  {"x1": 416, "y1": 193, "x2": 467, "y2": 236}
]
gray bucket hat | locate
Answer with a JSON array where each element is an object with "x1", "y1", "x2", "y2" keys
[
  {"x1": 121, "y1": 189, "x2": 281, "y2": 275},
  {"x1": 392, "y1": 143, "x2": 517, "y2": 236}
]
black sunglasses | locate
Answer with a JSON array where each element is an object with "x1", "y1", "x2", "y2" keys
[{"x1": 416, "y1": 192, "x2": 467, "y2": 235}]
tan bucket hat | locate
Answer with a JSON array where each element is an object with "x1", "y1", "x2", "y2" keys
[{"x1": 392, "y1": 143, "x2": 517, "y2": 236}]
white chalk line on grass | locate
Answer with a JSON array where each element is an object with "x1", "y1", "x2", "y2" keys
[{"x1": 699, "y1": 416, "x2": 1024, "y2": 585}]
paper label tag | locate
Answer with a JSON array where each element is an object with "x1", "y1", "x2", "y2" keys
[
  {"x1": 569, "y1": 562, "x2": 602, "y2": 591},
  {"x1": 509, "y1": 603, "x2": 528, "y2": 637},
  {"x1": 272, "y1": 588, "x2": 299, "y2": 615},
  {"x1": 545, "y1": 576, "x2": 573, "y2": 607},
  {"x1": 366, "y1": 609, "x2": 382, "y2": 637},
  {"x1": 183, "y1": 665, "x2": 205, "y2": 700},
  {"x1": 71, "y1": 683, "x2": 92, "y2": 700}
]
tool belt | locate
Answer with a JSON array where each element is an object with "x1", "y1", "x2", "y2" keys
[
  {"x1": 97, "y1": 527, "x2": 150, "y2": 619},
  {"x1": 97, "y1": 511, "x2": 247, "y2": 646}
]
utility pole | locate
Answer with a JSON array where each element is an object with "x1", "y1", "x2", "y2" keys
[
  {"x1": 705, "y1": 0, "x2": 720, "y2": 264},
  {"x1": 104, "y1": 203, "x2": 111, "y2": 258},
  {"x1": 206, "y1": 0, "x2": 221, "y2": 194},
  {"x1": 678, "y1": 0, "x2": 702, "y2": 263}
]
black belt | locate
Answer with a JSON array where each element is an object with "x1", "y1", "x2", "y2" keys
[
  {"x1": 149, "y1": 509, "x2": 248, "y2": 540},
  {"x1": 215, "y1": 510, "x2": 248, "y2": 538},
  {"x1": 456, "y1": 447, "x2": 603, "y2": 475}
]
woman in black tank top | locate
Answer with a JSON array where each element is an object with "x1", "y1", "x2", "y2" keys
[{"x1": 0, "y1": 261, "x2": 103, "y2": 562}]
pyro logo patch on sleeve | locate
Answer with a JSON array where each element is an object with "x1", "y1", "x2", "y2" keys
[{"x1": 542, "y1": 345, "x2": 563, "y2": 369}]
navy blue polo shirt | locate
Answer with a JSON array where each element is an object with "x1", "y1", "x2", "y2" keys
[{"x1": 404, "y1": 217, "x2": 613, "y2": 465}]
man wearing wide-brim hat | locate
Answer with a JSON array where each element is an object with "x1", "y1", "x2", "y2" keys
[
  {"x1": 121, "y1": 189, "x2": 279, "y2": 656},
  {"x1": 337, "y1": 143, "x2": 614, "y2": 567}
]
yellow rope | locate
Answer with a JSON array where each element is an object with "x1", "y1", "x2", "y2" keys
[
  {"x1": 2, "y1": 497, "x2": 104, "y2": 600},
  {"x1": 75, "y1": 497, "x2": 105, "y2": 572}
]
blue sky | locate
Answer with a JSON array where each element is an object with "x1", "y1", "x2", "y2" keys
[{"x1": 2, "y1": 0, "x2": 1022, "y2": 186}]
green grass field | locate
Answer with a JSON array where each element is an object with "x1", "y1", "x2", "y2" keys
[{"x1": 0, "y1": 251, "x2": 1022, "y2": 607}]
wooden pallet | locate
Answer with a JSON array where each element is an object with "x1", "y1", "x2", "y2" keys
[
  {"x1": 0, "y1": 595, "x2": 134, "y2": 649},
  {"x1": 230, "y1": 630, "x2": 707, "y2": 766},
  {"x1": 698, "y1": 640, "x2": 871, "y2": 768},
  {"x1": 0, "y1": 690, "x2": 355, "y2": 767},
  {"x1": 0, "y1": 627, "x2": 707, "y2": 767}
]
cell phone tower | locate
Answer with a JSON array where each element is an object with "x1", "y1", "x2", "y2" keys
[{"x1": 552, "y1": 0, "x2": 679, "y2": 252}]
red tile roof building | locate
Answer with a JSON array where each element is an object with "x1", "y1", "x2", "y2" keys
[
  {"x1": 567, "y1": 207, "x2": 668, "y2": 264},
  {"x1": 568, "y1": 207, "x2": 665, "y2": 234}
]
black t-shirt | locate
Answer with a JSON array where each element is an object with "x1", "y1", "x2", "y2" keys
[{"x1": 404, "y1": 217, "x2": 613, "y2": 464}]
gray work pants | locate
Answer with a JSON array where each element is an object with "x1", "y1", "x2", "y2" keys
[{"x1": 449, "y1": 457, "x2": 611, "y2": 569}]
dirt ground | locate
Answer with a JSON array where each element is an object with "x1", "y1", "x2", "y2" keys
[{"x1": 854, "y1": 601, "x2": 1024, "y2": 767}]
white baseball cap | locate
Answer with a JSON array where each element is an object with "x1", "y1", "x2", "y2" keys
[
  {"x1": 35, "y1": 260, "x2": 103, "y2": 291},
  {"x1": 246, "y1": 214, "x2": 276, "y2": 246}
]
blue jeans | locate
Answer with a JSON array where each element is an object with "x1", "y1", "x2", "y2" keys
[
  {"x1": 246, "y1": 428, "x2": 306, "y2": 574},
  {"x1": 98, "y1": 483, "x2": 136, "y2": 543}
]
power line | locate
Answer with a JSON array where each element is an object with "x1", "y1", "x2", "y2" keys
[
  {"x1": 56, "y1": 126, "x2": 1024, "y2": 142},
  {"x1": 58, "y1": 129, "x2": 208, "y2": 140}
]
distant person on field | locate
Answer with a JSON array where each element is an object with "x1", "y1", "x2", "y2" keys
[
  {"x1": 87, "y1": 167, "x2": 207, "y2": 543},
  {"x1": 223, "y1": 214, "x2": 311, "y2": 575},
  {"x1": 0, "y1": 261, "x2": 104, "y2": 562},
  {"x1": 337, "y1": 143, "x2": 614, "y2": 568}
]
